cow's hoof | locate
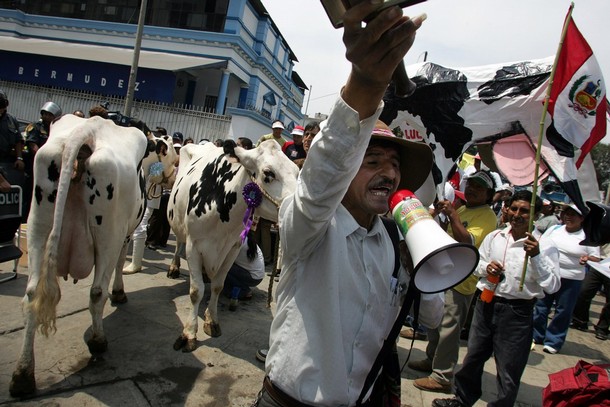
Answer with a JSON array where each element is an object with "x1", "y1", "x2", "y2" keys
[
  {"x1": 9, "y1": 369, "x2": 36, "y2": 397},
  {"x1": 87, "y1": 337, "x2": 108, "y2": 355},
  {"x1": 173, "y1": 334, "x2": 197, "y2": 352},
  {"x1": 183, "y1": 338, "x2": 197, "y2": 353},
  {"x1": 110, "y1": 290, "x2": 128, "y2": 305},
  {"x1": 167, "y1": 267, "x2": 180, "y2": 279},
  {"x1": 173, "y1": 335, "x2": 187, "y2": 350},
  {"x1": 204, "y1": 322, "x2": 222, "y2": 337}
]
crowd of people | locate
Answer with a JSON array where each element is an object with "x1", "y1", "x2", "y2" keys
[{"x1": 2, "y1": 3, "x2": 609, "y2": 405}]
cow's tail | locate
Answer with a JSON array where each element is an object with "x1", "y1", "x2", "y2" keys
[{"x1": 31, "y1": 123, "x2": 95, "y2": 337}]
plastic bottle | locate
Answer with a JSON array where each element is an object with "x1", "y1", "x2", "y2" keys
[{"x1": 480, "y1": 274, "x2": 500, "y2": 302}]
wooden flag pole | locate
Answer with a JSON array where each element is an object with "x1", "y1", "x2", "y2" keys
[{"x1": 519, "y1": 2, "x2": 575, "y2": 291}]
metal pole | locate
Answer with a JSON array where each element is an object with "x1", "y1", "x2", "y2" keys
[
  {"x1": 519, "y1": 2, "x2": 574, "y2": 291},
  {"x1": 304, "y1": 85, "x2": 312, "y2": 117},
  {"x1": 124, "y1": 0, "x2": 148, "y2": 117}
]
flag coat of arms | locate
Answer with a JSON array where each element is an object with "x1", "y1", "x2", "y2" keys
[{"x1": 547, "y1": 17, "x2": 607, "y2": 169}]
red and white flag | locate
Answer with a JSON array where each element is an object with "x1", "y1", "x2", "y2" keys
[{"x1": 547, "y1": 14, "x2": 607, "y2": 168}]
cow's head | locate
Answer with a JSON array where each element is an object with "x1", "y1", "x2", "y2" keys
[
  {"x1": 142, "y1": 135, "x2": 179, "y2": 189},
  {"x1": 235, "y1": 139, "x2": 299, "y2": 222}
]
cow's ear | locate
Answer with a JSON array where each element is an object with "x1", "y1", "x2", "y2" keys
[
  {"x1": 145, "y1": 140, "x2": 156, "y2": 156},
  {"x1": 234, "y1": 146, "x2": 255, "y2": 167},
  {"x1": 155, "y1": 139, "x2": 167, "y2": 155}
]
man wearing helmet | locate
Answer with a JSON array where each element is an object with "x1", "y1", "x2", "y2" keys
[
  {"x1": 0, "y1": 90, "x2": 24, "y2": 174},
  {"x1": 25, "y1": 101, "x2": 62, "y2": 156}
]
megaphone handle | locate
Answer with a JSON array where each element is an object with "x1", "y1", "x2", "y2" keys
[{"x1": 392, "y1": 61, "x2": 417, "y2": 98}]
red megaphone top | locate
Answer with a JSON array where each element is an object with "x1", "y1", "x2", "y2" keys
[{"x1": 389, "y1": 189, "x2": 415, "y2": 211}]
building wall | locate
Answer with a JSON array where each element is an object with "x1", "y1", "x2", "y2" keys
[{"x1": 0, "y1": 0, "x2": 305, "y2": 141}]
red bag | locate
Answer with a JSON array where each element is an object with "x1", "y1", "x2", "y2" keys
[{"x1": 542, "y1": 360, "x2": 610, "y2": 407}]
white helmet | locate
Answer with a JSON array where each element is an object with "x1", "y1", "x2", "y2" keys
[{"x1": 41, "y1": 101, "x2": 62, "y2": 117}]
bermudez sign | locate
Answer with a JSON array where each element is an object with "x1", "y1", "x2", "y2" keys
[{"x1": 0, "y1": 51, "x2": 175, "y2": 103}]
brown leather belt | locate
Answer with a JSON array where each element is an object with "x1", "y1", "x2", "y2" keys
[{"x1": 263, "y1": 376, "x2": 314, "y2": 407}]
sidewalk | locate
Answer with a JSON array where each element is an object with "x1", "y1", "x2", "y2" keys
[{"x1": 0, "y1": 238, "x2": 608, "y2": 406}]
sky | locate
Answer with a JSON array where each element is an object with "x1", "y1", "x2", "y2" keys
[{"x1": 261, "y1": 0, "x2": 609, "y2": 141}]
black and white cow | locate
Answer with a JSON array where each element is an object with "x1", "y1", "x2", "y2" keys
[
  {"x1": 379, "y1": 57, "x2": 598, "y2": 210},
  {"x1": 168, "y1": 140, "x2": 298, "y2": 352},
  {"x1": 9, "y1": 115, "x2": 178, "y2": 397}
]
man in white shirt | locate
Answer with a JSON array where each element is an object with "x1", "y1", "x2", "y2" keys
[
  {"x1": 433, "y1": 190, "x2": 561, "y2": 407},
  {"x1": 252, "y1": 2, "x2": 444, "y2": 406}
]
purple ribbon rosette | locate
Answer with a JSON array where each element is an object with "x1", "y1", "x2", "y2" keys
[{"x1": 240, "y1": 182, "x2": 263, "y2": 243}]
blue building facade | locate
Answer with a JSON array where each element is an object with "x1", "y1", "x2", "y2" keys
[{"x1": 0, "y1": 0, "x2": 307, "y2": 140}]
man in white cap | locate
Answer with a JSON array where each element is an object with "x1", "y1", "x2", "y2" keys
[
  {"x1": 254, "y1": 119, "x2": 287, "y2": 265},
  {"x1": 283, "y1": 125, "x2": 307, "y2": 168},
  {"x1": 256, "y1": 119, "x2": 287, "y2": 148},
  {"x1": 253, "y1": 3, "x2": 443, "y2": 406}
]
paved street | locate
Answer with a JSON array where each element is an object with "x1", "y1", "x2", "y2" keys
[{"x1": 0, "y1": 236, "x2": 608, "y2": 406}]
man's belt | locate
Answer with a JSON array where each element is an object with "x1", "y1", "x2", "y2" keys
[{"x1": 263, "y1": 376, "x2": 314, "y2": 407}]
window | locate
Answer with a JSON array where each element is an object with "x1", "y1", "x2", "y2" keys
[
  {"x1": 14, "y1": 0, "x2": 229, "y2": 32},
  {"x1": 104, "y1": 6, "x2": 117, "y2": 15},
  {"x1": 60, "y1": 3, "x2": 75, "y2": 13}
]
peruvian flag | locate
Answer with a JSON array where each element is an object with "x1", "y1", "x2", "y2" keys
[{"x1": 546, "y1": 15, "x2": 607, "y2": 169}]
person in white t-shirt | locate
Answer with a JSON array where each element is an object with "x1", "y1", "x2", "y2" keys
[{"x1": 532, "y1": 203, "x2": 601, "y2": 354}]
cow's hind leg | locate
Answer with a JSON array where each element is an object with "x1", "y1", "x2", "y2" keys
[
  {"x1": 204, "y1": 250, "x2": 237, "y2": 338},
  {"x1": 86, "y1": 267, "x2": 114, "y2": 354},
  {"x1": 167, "y1": 242, "x2": 184, "y2": 279},
  {"x1": 110, "y1": 238, "x2": 129, "y2": 304},
  {"x1": 174, "y1": 242, "x2": 205, "y2": 352},
  {"x1": 9, "y1": 290, "x2": 38, "y2": 397},
  {"x1": 204, "y1": 279, "x2": 224, "y2": 338}
]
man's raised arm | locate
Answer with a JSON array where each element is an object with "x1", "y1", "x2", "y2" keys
[{"x1": 341, "y1": 1, "x2": 426, "y2": 119}]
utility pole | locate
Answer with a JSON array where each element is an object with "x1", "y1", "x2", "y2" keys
[
  {"x1": 304, "y1": 85, "x2": 312, "y2": 117},
  {"x1": 124, "y1": 0, "x2": 148, "y2": 117}
]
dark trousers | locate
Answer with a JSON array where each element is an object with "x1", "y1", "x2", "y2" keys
[
  {"x1": 454, "y1": 298, "x2": 534, "y2": 407},
  {"x1": 532, "y1": 278, "x2": 582, "y2": 350},
  {"x1": 572, "y1": 268, "x2": 610, "y2": 334},
  {"x1": 223, "y1": 263, "x2": 263, "y2": 297},
  {"x1": 147, "y1": 194, "x2": 170, "y2": 246}
]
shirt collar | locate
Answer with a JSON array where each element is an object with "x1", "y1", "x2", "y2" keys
[{"x1": 337, "y1": 204, "x2": 385, "y2": 238}]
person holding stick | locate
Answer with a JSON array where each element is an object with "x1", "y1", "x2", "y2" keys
[{"x1": 433, "y1": 190, "x2": 560, "y2": 407}]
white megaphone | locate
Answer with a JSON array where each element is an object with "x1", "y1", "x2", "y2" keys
[{"x1": 389, "y1": 190, "x2": 479, "y2": 294}]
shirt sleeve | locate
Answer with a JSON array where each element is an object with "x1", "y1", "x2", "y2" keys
[
  {"x1": 528, "y1": 245, "x2": 561, "y2": 295},
  {"x1": 586, "y1": 244, "x2": 601, "y2": 258},
  {"x1": 473, "y1": 230, "x2": 497, "y2": 278},
  {"x1": 279, "y1": 96, "x2": 382, "y2": 259}
]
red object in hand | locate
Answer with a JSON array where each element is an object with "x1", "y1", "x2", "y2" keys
[{"x1": 480, "y1": 274, "x2": 500, "y2": 303}]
